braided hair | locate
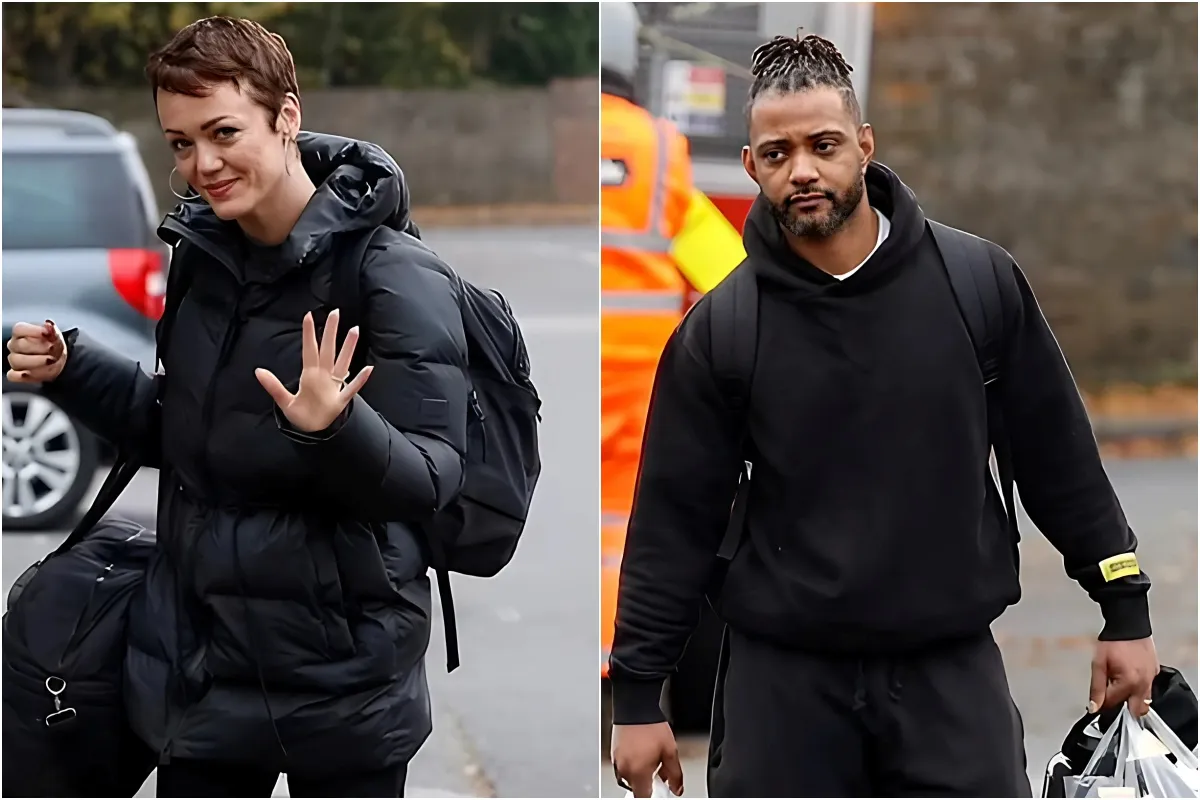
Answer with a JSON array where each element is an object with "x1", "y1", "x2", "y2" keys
[{"x1": 746, "y1": 31, "x2": 861, "y2": 124}]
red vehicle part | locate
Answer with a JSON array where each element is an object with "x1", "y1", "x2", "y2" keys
[
  {"x1": 108, "y1": 248, "x2": 166, "y2": 320},
  {"x1": 694, "y1": 159, "x2": 757, "y2": 235}
]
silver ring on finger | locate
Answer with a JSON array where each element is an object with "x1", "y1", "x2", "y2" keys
[{"x1": 331, "y1": 373, "x2": 347, "y2": 387}]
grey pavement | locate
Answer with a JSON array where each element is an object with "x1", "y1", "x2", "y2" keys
[
  {"x1": 601, "y1": 457, "x2": 1199, "y2": 797},
  {"x1": 2, "y1": 226, "x2": 601, "y2": 798}
]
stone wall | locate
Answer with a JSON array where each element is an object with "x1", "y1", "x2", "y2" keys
[
  {"x1": 27, "y1": 77, "x2": 598, "y2": 212},
  {"x1": 867, "y1": 2, "x2": 1197, "y2": 386}
]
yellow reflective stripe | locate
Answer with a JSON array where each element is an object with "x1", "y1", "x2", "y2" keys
[
  {"x1": 671, "y1": 189, "x2": 747, "y2": 293},
  {"x1": 601, "y1": 229, "x2": 673, "y2": 253},
  {"x1": 601, "y1": 290, "x2": 685, "y2": 311}
]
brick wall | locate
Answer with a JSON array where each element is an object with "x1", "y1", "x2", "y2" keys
[{"x1": 867, "y1": 2, "x2": 1197, "y2": 385}]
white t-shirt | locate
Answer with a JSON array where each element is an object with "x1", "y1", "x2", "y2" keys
[{"x1": 833, "y1": 206, "x2": 891, "y2": 281}]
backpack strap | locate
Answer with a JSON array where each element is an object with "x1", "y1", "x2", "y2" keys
[
  {"x1": 710, "y1": 267, "x2": 759, "y2": 411},
  {"x1": 155, "y1": 243, "x2": 194, "y2": 371},
  {"x1": 708, "y1": 268, "x2": 759, "y2": 563},
  {"x1": 53, "y1": 244, "x2": 195, "y2": 558},
  {"x1": 928, "y1": 222, "x2": 1004, "y2": 385},
  {"x1": 927, "y1": 221, "x2": 1017, "y2": 545}
]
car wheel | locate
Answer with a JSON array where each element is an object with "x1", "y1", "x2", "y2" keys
[{"x1": 2, "y1": 385, "x2": 99, "y2": 530}]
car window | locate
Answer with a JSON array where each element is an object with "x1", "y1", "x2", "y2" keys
[{"x1": 2, "y1": 152, "x2": 148, "y2": 250}]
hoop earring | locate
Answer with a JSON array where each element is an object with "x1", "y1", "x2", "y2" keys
[{"x1": 169, "y1": 167, "x2": 201, "y2": 201}]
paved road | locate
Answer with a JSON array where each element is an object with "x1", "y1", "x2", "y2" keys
[
  {"x1": 2, "y1": 226, "x2": 601, "y2": 798},
  {"x1": 601, "y1": 457, "x2": 1198, "y2": 797}
]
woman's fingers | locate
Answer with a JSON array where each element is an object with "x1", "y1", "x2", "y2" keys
[
  {"x1": 8, "y1": 353, "x2": 59, "y2": 372},
  {"x1": 300, "y1": 313, "x2": 319, "y2": 369},
  {"x1": 332, "y1": 326, "x2": 359, "y2": 380},
  {"x1": 339, "y1": 365, "x2": 374, "y2": 401},
  {"x1": 10, "y1": 322, "x2": 48, "y2": 340},
  {"x1": 319, "y1": 309, "x2": 340, "y2": 373},
  {"x1": 7, "y1": 334, "x2": 54, "y2": 357},
  {"x1": 254, "y1": 368, "x2": 294, "y2": 408},
  {"x1": 6, "y1": 362, "x2": 59, "y2": 382}
]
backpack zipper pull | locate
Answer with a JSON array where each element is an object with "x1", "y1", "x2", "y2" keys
[{"x1": 469, "y1": 390, "x2": 487, "y2": 461}]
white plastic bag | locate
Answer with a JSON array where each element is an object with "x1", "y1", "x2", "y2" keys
[
  {"x1": 623, "y1": 774, "x2": 675, "y2": 798},
  {"x1": 1065, "y1": 707, "x2": 1199, "y2": 797}
]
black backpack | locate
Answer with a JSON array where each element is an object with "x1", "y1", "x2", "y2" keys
[
  {"x1": 340, "y1": 228, "x2": 543, "y2": 671},
  {"x1": 706, "y1": 221, "x2": 1017, "y2": 584},
  {"x1": 2, "y1": 466, "x2": 158, "y2": 796}
]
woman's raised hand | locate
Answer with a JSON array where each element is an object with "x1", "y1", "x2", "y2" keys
[{"x1": 255, "y1": 310, "x2": 373, "y2": 434}]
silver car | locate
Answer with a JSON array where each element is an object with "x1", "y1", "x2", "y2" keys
[{"x1": 2, "y1": 108, "x2": 165, "y2": 529}]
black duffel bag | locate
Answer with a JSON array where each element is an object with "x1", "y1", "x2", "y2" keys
[{"x1": 2, "y1": 458, "x2": 157, "y2": 797}]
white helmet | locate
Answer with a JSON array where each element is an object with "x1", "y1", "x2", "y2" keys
[{"x1": 600, "y1": 1, "x2": 641, "y2": 82}]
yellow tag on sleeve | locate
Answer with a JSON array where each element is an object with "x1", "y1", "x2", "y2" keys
[{"x1": 1099, "y1": 553, "x2": 1140, "y2": 582}]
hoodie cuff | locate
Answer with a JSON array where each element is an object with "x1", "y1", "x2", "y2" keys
[
  {"x1": 1098, "y1": 593, "x2": 1152, "y2": 641},
  {"x1": 611, "y1": 678, "x2": 668, "y2": 726}
]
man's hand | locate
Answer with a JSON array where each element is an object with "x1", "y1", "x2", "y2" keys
[
  {"x1": 1089, "y1": 637, "x2": 1159, "y2": 717},
  {"x1": 612, "y1": 722, "x2": 684, "y2": 797}
]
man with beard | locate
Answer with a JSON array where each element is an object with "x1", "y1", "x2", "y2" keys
[{"x1": 608, "y1": 32, "x2": 1159, "y2": 798}]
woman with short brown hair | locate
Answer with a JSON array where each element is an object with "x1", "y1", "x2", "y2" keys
[{"x1": 13, "y1": 16, "x2": 466, "y2": 797}]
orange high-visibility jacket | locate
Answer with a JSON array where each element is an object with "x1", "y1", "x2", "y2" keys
[
  {"x1": 601, "y1": 92, "x2": 744, "y2": 670},
  {"x1": 602, "y1": 94, "x2": 692, "y2": 521}
]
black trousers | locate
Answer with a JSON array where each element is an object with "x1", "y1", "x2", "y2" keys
[
  {"x1": 156, "y1": 759, "x2": 408, "y2": 798},
  {"x1": 707, "y1": 628, "x2": 1031, "y2": 798}
]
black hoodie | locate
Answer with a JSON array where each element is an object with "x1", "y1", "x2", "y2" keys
[
  {"x1": 609, "y1": 163, "x2": 1152, "y2": 725},
  {"x1": 44, "y1": 132, "x2": 466, "y2": 774}
]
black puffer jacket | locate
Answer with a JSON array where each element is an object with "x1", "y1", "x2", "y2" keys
[{"x1": 42, "y1": 132, "x2": 468, "y2": 776}]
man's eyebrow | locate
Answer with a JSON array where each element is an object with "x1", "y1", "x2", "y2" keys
[
  {"x1": 755, "y1": 137, "x2": 790, "y2": 151},
  {"x1": 806, "y1": 129, "x2": 846, "y2": 140},
  {"x1": 163, "y1": 115, "x2": 234, "y2": 135}
]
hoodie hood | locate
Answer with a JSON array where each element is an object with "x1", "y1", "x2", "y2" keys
[
  {"x1": 744, "y1": 161, "x2": 928, "y2": 296},
  {"x1": 159, "y1": 131, "x2": 412, "y2": 278}
]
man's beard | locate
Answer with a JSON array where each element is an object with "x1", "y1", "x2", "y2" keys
[{"x1": 767, "y1": 170, "x2": 866, "y2": 239}]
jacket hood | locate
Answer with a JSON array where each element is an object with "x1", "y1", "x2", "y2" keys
[
  {"x1": 160, "y1": 131, "x2": 412, "y2": 276},
  {"x1": 744, "y1": 161, "x2": 928, "y2": 296}
]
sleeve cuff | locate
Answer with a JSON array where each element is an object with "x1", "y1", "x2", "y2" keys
[
  {"x1": 275, "y1": 394, "x2": 392, "y2": 488},
  {"x1": 1098, "y1": 593, "x2": 1152, "y2": 641},
  {"x1": 611, "y1": 678, "x2": 668, "y2": 726},
  {"x1": 274, "y1": 403, "x2": 350, "y2": 443}
]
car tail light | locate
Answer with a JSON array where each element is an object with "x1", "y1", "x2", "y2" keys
[{"x1": 108, "y1": 249, "x2": 166, "y2": 320}]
